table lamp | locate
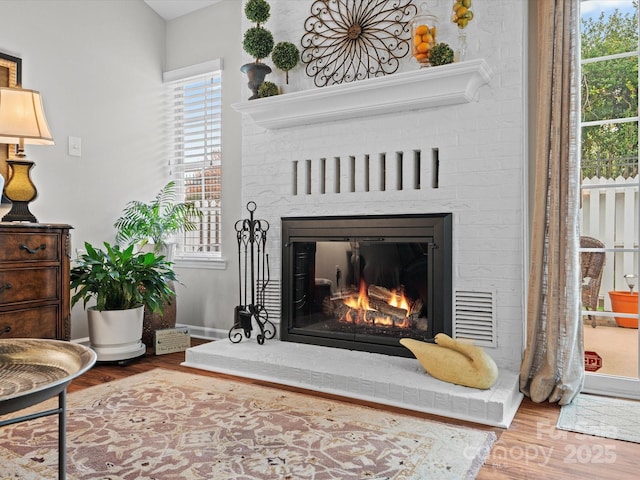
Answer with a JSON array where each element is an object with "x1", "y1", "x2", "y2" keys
[{"x1": 0, "y1": 86, "x2": 54, "y2": 222}]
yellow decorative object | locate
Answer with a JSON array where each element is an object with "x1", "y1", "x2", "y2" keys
[
  {"x1": 452, "y1": 0, "x2": 474, "y2": 29},
  {"x1": 400, "y1": 333, "x2": 498, "y2": 389},
  {"x1": 410, "y1": 3, "x2": 439, "y2": 67}
]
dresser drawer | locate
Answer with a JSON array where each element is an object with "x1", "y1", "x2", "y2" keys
[
  {"x1": 0, "y1": 305, "x2": 58, "y2": 339},
  {"x1": 0, "y1": 267, "x2": 59, "y2": 305},
  {"x1": 0, "y1": 233, "x2": 59, "y2": 263},
  {"x1": 0, "y1": 224, "x2": 71, "y2": 341}
]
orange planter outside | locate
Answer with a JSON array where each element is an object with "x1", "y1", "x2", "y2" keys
[{"x1": 608, "y1": 291, "x2": 639, "y2": 328}]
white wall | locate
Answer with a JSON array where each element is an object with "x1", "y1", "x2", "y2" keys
[
  {"x1": 164, "y1": 0, "x2": 243, "y2": 337},
  {"x1": 0, "y1": 0, "x2": 166, "y2": 339},
  {"x1": 0, "y1": 0, "x2": 245, "y2": 341}
]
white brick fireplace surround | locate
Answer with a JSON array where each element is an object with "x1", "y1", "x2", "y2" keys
[{"x1": 184, "y1": 0, "x2": 527, "y2": 428}]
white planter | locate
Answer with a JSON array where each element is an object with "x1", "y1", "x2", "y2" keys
[{"x1": 87, "y1": 306, "x2": 146, "y2": 362}]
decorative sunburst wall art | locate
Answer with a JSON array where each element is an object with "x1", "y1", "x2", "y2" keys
[{"x1": 301, "y1": 0, "x2": 417, "y2": 87}]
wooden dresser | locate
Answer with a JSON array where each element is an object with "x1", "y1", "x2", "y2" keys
[{"x1": 0, "y1": 223, "x2": 72, "y2": 341}]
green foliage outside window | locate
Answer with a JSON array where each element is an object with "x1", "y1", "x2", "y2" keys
[{"x1": 581, "y1": 3, "x2": 638, "y2": 179}]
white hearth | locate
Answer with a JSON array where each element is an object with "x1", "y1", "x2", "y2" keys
[{"x1": 183, "y1": 338, "x2": 522, "y2": 428}]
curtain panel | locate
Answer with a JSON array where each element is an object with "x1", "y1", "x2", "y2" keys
[{"x1": 519, "y1": 0, "x2": 583, "y2": 404}]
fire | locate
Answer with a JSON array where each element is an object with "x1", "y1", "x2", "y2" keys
[
  {"x1": 340, "y1": 280, "x2": 412, "y2": 328},
  {"x1": 389, "y1": 288, "x2": 410, "y2": 311},
  {"x1": 344, "y1": 281, "x2": 372, "y2": 311}
]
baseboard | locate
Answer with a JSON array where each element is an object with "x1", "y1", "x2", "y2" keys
[
  {"x1": 71, "y1": 323, "x2": 226, "y2": 346},
  {"x1": 175, "y1": 323, "x2": 227, "y2": 341}
]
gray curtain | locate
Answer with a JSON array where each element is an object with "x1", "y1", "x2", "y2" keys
[{"x1": 519, "y1": 0, "x2": 584, "y2": 404}]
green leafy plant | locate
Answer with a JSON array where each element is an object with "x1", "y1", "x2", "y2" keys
[
  {"x1": 70, "y1": 242, "x2": 177, "y2": 313},
  {"x1": 243, "y1": 0, "x2": 273, "y2": 63},
  {"x1": 430, "y1": 43, "x2": 455, "y2": 66},
  {"x1": 258, "y1": 81, "x2": 279, "y2": 97},
  {"x1": 114, "y1": 181, "x2": 202, "y2": 254},
  {"x1": 243, "y1": 27, "x2": 274, "y2": 61},
  {"x1": 245, "y1": 0, "x2": 270, "y2": 23},
  {"x1": 271, "y1": 41, "x2": 300, "y2": 84}
]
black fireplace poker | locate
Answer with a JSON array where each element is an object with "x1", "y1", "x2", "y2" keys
[{"x1": 229, "y1": 201, "x2": 276, "y2": 345}]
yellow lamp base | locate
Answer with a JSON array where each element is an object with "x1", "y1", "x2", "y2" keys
[{"x1": 2, "y1": 159, "x2": 38, "y2": 223}]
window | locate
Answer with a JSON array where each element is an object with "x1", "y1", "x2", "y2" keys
[
  {"x1": 164, "y1": 60, "x2": 222, "y2": 258},
  {"x1": 579, "y1": 0, "x2": 639, "y2": 386}
]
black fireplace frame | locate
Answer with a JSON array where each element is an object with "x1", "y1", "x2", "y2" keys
[{"x1": 281, "y1": 213, "x2": 452, "y2": 357}]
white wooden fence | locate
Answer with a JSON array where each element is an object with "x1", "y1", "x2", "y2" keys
[{"x1": 580, "y1": 176, "x2": 639, "y2": 310}]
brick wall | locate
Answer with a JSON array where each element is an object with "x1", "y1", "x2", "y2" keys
[{"x1": 238, "y1": 0, "x2": 527, "y2": 369}]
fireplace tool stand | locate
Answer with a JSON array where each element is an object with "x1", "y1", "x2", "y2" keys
[{"x1": 229, "y1": 201, "x2": 276, "y2": 344}]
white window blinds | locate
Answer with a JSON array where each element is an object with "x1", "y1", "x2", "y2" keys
[{"x1": 164, "y1": 61, "x2": 222, "y2": 256}]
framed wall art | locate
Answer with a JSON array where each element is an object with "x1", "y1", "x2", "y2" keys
[{"x1": 0, "y1": 51, "x2": 22, "y2": 182}]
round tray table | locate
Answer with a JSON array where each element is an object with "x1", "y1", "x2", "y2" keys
[{"x1": 0, "y1": 339, "x2": 96, "y2": 479}]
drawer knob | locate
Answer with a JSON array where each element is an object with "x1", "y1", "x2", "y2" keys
[
  {"x1": 0, "y1": 283, "x2": 12, "y2": 294},
  {"x1": 19, "y1": 243, "x2": 47, "y2": 254},
  {"x1": 0, "y1": 325, "x2": 10, "y2": 335}
]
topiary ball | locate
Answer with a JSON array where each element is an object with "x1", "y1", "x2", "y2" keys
[
  {"x1": 258, "y1": 81, "x2": 279, "y2": 98},
  {"x1": 272, "y1": 42, "x2": 300, "y2": 72},
  {"x1": 243, "y1": 27, "x2": 274, "y2": 61},
  {"x1": 430, "y1": 43, "x2": 455, "y2": 66},
  {"x1": 245, "y1": 0, "x2": 270, "y2": 24}
]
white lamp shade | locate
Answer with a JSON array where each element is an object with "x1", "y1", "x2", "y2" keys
[{"x1": 0, "y1": 87, "x2": 54, "y2": 145}]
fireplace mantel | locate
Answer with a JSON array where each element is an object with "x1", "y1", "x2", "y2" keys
[{"x1": 232, "y1": 58, "x2": 493, "y2": 129}]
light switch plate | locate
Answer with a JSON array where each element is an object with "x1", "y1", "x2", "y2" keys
[{"x1": 68, "y1": 136, "x2": 82, "y2": 157}]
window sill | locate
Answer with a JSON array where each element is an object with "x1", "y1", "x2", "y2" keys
[
  {"x1": 174, "y1": 256, "x2": 227, "y2": 270},
  {"x1": 232, "y1": 59, "x2": 493, "y2": 129}
]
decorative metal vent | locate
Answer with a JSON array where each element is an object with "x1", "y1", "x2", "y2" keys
[{"x1": 454, "y1": 290, "x2": 496, "y2": 348}]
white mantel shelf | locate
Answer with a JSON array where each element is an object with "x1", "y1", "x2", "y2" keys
[{"x1": 232, "y1": 58, "x2": 493, "y2": 129}]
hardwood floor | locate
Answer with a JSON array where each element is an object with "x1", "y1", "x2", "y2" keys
[{"x1": 68, "y1": 339, "x2": 638, "y2": 480}]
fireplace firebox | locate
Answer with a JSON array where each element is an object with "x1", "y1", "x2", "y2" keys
[{"x1": 281, "y1": 214, "x2": 452, "y2": 357}]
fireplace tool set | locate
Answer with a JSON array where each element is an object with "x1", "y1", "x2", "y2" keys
[{"x1": 229, "y1": 201, "x2": 276, "y2": 345}]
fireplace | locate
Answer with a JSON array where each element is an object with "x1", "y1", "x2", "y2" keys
[{"x1": 281, "y1": 214, "x2": 452, "y2": 357}]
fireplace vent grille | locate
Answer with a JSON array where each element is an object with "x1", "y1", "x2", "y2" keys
[
  {"x1": 292, "y1": 149, "x2": 440, "y2": 195},
  {"x1": 256, "y1": 279, "x2": 281, "y2": 324},
  {"x1": 453, "y1": 290, "x2": 496, "y2": 348}
]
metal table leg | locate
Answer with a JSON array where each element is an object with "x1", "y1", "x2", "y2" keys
[
  {"x1": 0, "y1": 388, "x2": 68, "y2": 479},
  {"x1": 58, "y1": 389, "x2": 66, "y2": 480}
]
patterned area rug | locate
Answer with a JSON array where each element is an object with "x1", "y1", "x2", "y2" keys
[
  {"x1": 0, "y1": 368, "x2": 496, "y2": 479},
  {"x1": 557, "y1": 393, "x2": 640, "y2": 444}
]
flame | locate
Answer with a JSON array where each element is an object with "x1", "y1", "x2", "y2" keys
[
  {"x1": 389, "y1": 288, "x2": 410, "y2": 312},
  {"x1": 344, "y1": 280, "x2": 372, "y2": 311},
  {"x1": 340, "y1": 281, "x2": 412, "y2": 328}
]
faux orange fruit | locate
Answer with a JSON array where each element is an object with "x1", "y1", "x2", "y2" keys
[
  {"x1": 416, "y1": 42, "x2": 430, "y2": 53},
  {"x1": 415, "y1": 24, "x2": 429, "y2": 35}
]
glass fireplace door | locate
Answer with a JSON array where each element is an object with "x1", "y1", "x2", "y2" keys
[{"x1": 281, "y1": 214, "x2": 452, "y2": 357}]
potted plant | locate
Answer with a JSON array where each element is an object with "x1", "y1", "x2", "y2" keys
[
  {"x1": 241, "y1": 0, "x2": 274, "y2": 99},
  {"x1": 114, "y1": 181, "x2": 201, "y2": 260},
  {"x1": 114, "y1": 181, "x2": 201, "y2": 345},
  {"x1": 271, "y1": 41, "x2": 299, "y2": 85},
  {"x1": 70, "y1": 242, "x2": 177, "y2": 362}
]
